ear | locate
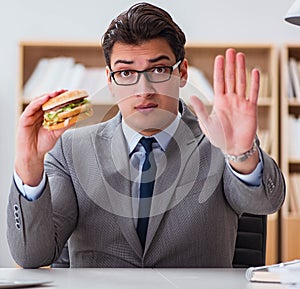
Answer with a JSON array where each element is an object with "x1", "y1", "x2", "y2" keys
[
  {"x1": 105, "y1": 66, "x2": 112, "y2": 84},
  {"x1": 179, "y1": 58, "x2": 188, "y2": 88},
  {"x1": 105, "y1": 66, "x2": 113, "y2": 92}
]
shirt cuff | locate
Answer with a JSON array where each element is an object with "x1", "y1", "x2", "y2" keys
[
  {"x1": 226, "y1": 149, "x2": 263, "y2": 187},
  {"x1": 13, "y1": 170, "x2": 46, "y2": 201}
]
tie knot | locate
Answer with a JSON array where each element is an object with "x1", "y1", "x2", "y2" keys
[{"x1": 139, "y1": 137, "x2": 156, "y2": 154}]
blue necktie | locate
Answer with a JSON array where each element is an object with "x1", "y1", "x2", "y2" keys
[{"x1": 137, "y1": 137, "x2": 157, "y2": 249}]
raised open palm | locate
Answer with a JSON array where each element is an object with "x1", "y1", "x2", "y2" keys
[{"x1": 190, "y1": 48, "x2": 259, "y2": 157}]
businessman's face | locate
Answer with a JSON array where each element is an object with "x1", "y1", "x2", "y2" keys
[{"x1": 106, "y1": 38, "x2": 188, "y2": 136}]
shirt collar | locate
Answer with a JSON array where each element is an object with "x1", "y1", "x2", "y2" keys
[{"x1": 122, "y1": 113, "x2": 181, "y2": 155}]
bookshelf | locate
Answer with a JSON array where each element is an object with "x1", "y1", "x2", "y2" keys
[
  {"x1": 18, "y1": 41, "x2": 280, "y2": 264},
  {"x1": 280, "y1": 44, "x2": 300, "y2": 262}
]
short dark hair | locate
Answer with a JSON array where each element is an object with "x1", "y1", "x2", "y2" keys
[{"x1": 101, "y1": 2, "x2": 186, "y2": 69}]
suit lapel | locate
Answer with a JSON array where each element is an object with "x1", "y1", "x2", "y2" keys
[
  {"x1": 144, "y1": 106, "x2": 204, "y2": 253},
  {"x1": 94, "y1": 115, "x2": 143, "y2": 257}
]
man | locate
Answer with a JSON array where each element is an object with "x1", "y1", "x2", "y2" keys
[{"x1": 7, "y1": 2, "x2": 285, "y2": 268}]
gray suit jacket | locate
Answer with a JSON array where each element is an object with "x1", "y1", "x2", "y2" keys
[{"x1": 7, "y1": 102, "x2": 285, "y2": 268}]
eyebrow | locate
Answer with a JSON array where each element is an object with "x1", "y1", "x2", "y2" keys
[
  {"x1": 113, "y1": 55, "x2": 171, "y2": 66},
  {"x1": 148, "y1": 55, "x2": 171, "y2": 63}
]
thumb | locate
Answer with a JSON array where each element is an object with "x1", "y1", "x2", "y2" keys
[
  {"x1": 189, "y1": 95, "x2": 209, "y2": 126},
  {"x1": 52, "y1": 123, "x2": 75, "y2": 138}
]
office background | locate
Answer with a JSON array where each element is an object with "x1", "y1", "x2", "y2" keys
[{"x1": 0, "y1": 0, "x2": 299, "y2": 267}]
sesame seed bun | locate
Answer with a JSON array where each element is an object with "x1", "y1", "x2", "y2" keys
[{"x1": 42, "y1": 89, "x2": 88, "y2": 111}]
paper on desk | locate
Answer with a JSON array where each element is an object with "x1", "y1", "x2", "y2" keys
[
  {"x1": 245, "y1": 259, "x2": 300, "y2": 284},
  {"x1": 0, "y1": 279, "x2": 52, "y2": 288}
]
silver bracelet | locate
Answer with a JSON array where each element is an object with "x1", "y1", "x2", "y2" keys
[{"x1": 223, "y1": 141, "x2": 258, "y2": 162}]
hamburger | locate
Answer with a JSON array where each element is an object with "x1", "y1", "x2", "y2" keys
[{"x1": 42, "y1": 89, "x2": 93, "y2": 130}]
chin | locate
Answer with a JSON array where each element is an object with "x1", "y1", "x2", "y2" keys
[{"x1": 126, "y1": 111, "x2": 176, "y2": 134}]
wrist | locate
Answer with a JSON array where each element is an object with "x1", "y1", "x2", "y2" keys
[
  {"x1": 15, "y1": 155, "x2": 45, "y2": 186},
  {"x1": 223, "y1": 139, "x2": 258, "y2": 163}
]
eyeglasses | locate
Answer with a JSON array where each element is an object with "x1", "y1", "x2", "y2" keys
[{"x1": 110, "y1": 60, "x2": 182, "y2": 86}]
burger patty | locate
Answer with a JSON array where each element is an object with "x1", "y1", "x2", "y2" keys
[{"x1": 44, "y1": 99, "x2": 90, "y2": 122}]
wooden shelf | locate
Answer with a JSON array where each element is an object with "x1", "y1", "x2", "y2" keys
[
  {"x1": 280, "y1": 44, "x2": 300, "y2": 262},
  {"x1": 288, "y1": 99, "x2": 300, "y2": 106},
  {"x1": 18, "y1": 41, "x2": 280, "y2": 264}
]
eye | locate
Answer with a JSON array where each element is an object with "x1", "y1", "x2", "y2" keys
[
  {"x1": 152, "y1": 66, "x2": 168, "y2": 74},
  {"x1": 115, "y1": 70, "x2": 136, "y2": 78}
]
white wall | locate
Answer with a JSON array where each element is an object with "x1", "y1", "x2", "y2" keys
[{"x1": 0, "y1": 0, "x2": 299, "y2": 267}]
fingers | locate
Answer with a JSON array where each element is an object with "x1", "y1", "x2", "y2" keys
[
  {"x1": 21, "y1": 94, "x2": 49, "y2": 120},
  {"x1": 214, "y1": 49, "x2": 239, "y2": 95},
  {"x1": 23, "y1": 90, "x2": 66, "y2": 117},
  {"x1": 248, "y1": 68, "x2": 260, "y2": 104},
  {"x1": 189, "y1": 95, "x2": 209, "y2": 132},
  {"x1": 52, "y1": 124, "x2": 75, "y2": 137},
  {"x1": 224, "y1": 49, "x2": 246, "y2": 96},
  {"x1": 224, "y1": 48, "x2": 236, "y2": 93},
  {"x1": 213, "y1": 55, "x2": 225, "y2": 95},
  {"x1": 214, "y1": 48, "x2": 258, "y2": 101},
  {"x1": 20, "y1": 90, "x2": 67, "y2": 127},
  {"x1": 48, "y1": 89, "x2": 67, "y2": 98},
  {"x1": 235, "y1": 52, "x2": 246, "y2": 96}
]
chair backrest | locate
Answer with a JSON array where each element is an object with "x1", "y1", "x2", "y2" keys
[
  {"x1": 232, "y1": 213, "x2": 267, "y2": 268},
  {"x1": 52, "y1": 213, "x2": 267, "y2": 268},
  {"x1": 51, "y1": 243, "x2": 70, "y2": 268}
]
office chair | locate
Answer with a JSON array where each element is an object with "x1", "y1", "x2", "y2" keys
[
  {"x1": 51, "y1": 213, "x2": 267, "y2": 268},
  {"x1": 51, "y1": 244, "x2": 70, "y2": 268},
  {"x1": 232, "y1": 213, "x2": 267, "y2": 268}
]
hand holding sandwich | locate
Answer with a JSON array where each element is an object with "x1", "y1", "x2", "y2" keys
[{"x1": 15, "y1": 89, "x2": 92, "y2": 186}]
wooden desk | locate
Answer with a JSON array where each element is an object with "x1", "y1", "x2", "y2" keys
[{"x1": 0, "y1": 268, "x2": 288, "y2": 289}]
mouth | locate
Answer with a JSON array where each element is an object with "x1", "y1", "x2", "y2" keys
[{"x1": 135, "y1": 103, "x2": 158, "y2": 113}]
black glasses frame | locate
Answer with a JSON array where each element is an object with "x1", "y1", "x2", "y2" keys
[{"x1": 110, "y1": 60, "x2": 182, "y2": 86}]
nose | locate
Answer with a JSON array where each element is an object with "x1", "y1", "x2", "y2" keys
[{"x1": 135, "y1": 72, "x2": 156, "y2": 97}]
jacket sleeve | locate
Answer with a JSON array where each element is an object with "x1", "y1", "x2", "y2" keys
[
  {"x1": 6, "y1": 137, "x2": 78, "y2": 268},
  {"x1": 223, "y1": 148, "x2": 286, "y2": 216}
]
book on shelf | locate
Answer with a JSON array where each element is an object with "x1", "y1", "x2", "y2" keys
[
  {"x1": 22, "y1": 57, "x2": 108, "y2": 102},
  {"x1": 257, "y1": 129, "x2": 271, "y2": 154},
  {"x1": 289, "y1": 174, "x2": 298, "y2": 214},
  {"x1": 259, "y1": 71, "x2": 270, "y2": 99},
  {"x1": 287, "y1": 60, "x2": 296, "y2": 100},
  {"x1": 289, "y1": 174, "x2": 300, "y2": 214},
  {"x1": 77, "y1": 67, "x2": 108, "y2": 98},
  {"x1": 288, "y1": 76, "x2": 295, "y2": 100},
  {"x1": 245, "y1": 259, "x2": 300, "y2": 284},
  {"x1": 23, "y1": 58, "x2": 50, "y2": 99},
  {"x1": 288, "y1": 57, "x2": 300, "y2": 102},
  {"x1": 179, "y1": 66, "x2": 214, "y2": 105},
  {"x1": 288, "y1": 115, "x2": 300, "y2": 160}
]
